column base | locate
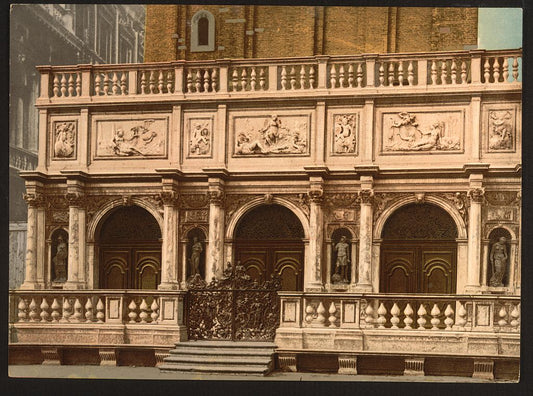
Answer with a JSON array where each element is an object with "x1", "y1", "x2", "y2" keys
[
  {"x1": 19, "y1": 282, "x2": 44, "y2": 290},
  {"x1": 304, "y1": 283, "x2": 324, "y2": 292},
  {"x1": 63, "y1": 281, "x2": 86, "y2": 290},
  {"x1": 158, "y1": 282, "x2": 180, "y2": 291},
  {"x1": 350, "y1": 284, "x2": 373, "y2": 293},
  {"x1": 464, "y1": 285, "x2": 482, "y2": 294}
]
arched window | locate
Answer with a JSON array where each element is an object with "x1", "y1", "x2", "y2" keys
[{"x1": 191, "y1": 11, "x2": 215, "y2": 52}]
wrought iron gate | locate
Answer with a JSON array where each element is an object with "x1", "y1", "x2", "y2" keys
[{"x1": 186, "y1": 264, "x2": 281, "y2": 341}]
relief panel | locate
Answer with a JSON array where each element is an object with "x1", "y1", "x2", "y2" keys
[
  {"x1": 184, "y1": 114, "x2": 214, "y2": 158},
  {"x1": 379, "y1": 110, "x2": 464, "y2": 154},
  {"x1": 93, "y1": 115, "x2": 168, "y2": 159},
  {"x1": 231, "y1": 113, "x2": 310, "y2": 156},
  {"x1": 50, "y1": 120, "x2": 77, "y2": 160},
  {"x1": 330, "y1": 113, "x2": 359, "y2": 156},
  {"x1": 483, "y1": 107, "x2": 518, "y2": 153}
]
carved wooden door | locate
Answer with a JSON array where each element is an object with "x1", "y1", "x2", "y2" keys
[
  {"x1": 235, "y1": 241, "x2": 304, "y2": 291},
  {"x1": 380, "y1": 242, "x2": 456, "y2": 294}
]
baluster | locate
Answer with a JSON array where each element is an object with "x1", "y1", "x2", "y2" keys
[
  {"x1": 289, "y1": 66, "x2": 297, "y2": 90},
  {"x1": 149, "y1": 70, "x2": 156, "y2": 94},
  {"x1": 483, "y1": 58, "x2": 491, "y2": 83},
  {"x1": 387, "y1": 62, "x2": 395, "y2": 86},
  {"x1": 40, "y1": 298, "x2": 50, "y2": 322},
  {"x1": 440, "y1": 61, "x2": 448, "y2": 85},
  {"x1": 498, "y1": 305, "x2": 508, "y2": 328},
  {"x1": 166, "y1": 70, "x2": 173, "y2": 93},
  {"x1": 493, "y1": 57, "x2": 500, "y2": 83},
  {"x1": 29, "y1": 298, "x2": 39, "y2": 322},
  {"x1": 121, "y1": 72, "x2": 128, "y2": 95},
  {"x1": 330, "y1": 64, "x2": 337, "y2": 88},
  {"x1": 140, "y1": 71, "x2": 147, "y2": 94},
  {"x1": 211, "y1": 68, "x2": 217, "y2": 92},
  {"x1": 85, "y1": 298, "x2": 94, "y2": 322},
  {"x1": 403, "y1": 303, "x2": 414, "y2": 329},
  {"x1": 338, "y1": 64, "x2": 345, "y2": 88},
  {"x1": 68, "y1": 74, "x2": 75, "y2": 97},
  {"x1": 232, "y1": 69, "x2": 239, "y2": 91},
  {"x1": 128, "y1": 299, "x2": 138, "y2": 323},
  {"x1": 356, "y1": 63, "x2": 363, "y2": 87},
  {"x1": 241, "y1": 68, "x2": 248, "y2": 91},
  {"x1": 375, "y1": 303, "x2": 386, "y2": 329},
  {"x1": 157, "y1": 70, "x2": 163, "y2": 93},
  {"x1": 192, "y1": 69, "x2": 200, "y2": 92},
  {"x1": 510, "y1": 304, "x2": 520, "y2": 329},
  {"x1": 53, "y1": 74, "x2": 60, "y2": 97},
  {"x1": 150, "y1": 299, "x2": 159, "y2": 323},
  {"x1": 75, "y1": 72, "x2": 81, "y2": 96},
  {"x1": 139, "y1": 298, "x2": 149, "y2": 323},
  {"x1": 364, "y1": 303, "x2": 375, "y2": 328},
  {"x1": 430, "y1": 304, "x2": 441, "y2": 330},
  {"x1": 407, "y1": 61, "x2": 414, "y2": 86},
  {"x1": 281, "y1": 66, "x2": 287, "y2": 90},
  {"x1": 300, "y1": 65, "x2": 306, "y2": 89},
  {"x1": 461, "y1": 61, "x2": 468, "y2": 84},
  {"x1": 390, "y1": 303, "x2": 400, "y2": 329},
  {"x1": 250, "y1": 67, "x2": 257, "y2": 91},
  {"x1": 512, "y1": 57, "x2": 519, "y2": 82},
  {"x1": 398, "y1": 61, "x2": 404, "y2": 85},
  {"x1": 456, "y1": 302, "x2": 467, "y2": 330},
  {"x1": 305, "y1": 303, "x2": 315, "y2": 324},
  {"x1": 259, "y1": 68, "x2": 266, "y2": 90},
  {"x1": 451, "y1": 59, "x2": 457, "y2": 84},
  {"x1": 378, "y1": 63, "x2": 385, "y2": 87},
  {"x1": 110, "y1": 72, "x2": 118, "y2": 95},
  {"x1": 71, "y1": 298, "x2": 82, "y2": 322},
  {"x1": 60, "y1": 74, "x2": 67, "y2": 97},
  {"x1": 417, "y1": 304, "x2": 427, "y2": 329},
  {"x1": 316, "y1": 302, "x2": 326, "y2": 326},
  {"x1": 51, "y1": 298, "x2": 61, "y2": 323},
  {"x1": 103, "y1": 73, "x2": 110, "y2": 95},
  {"x1": 502, "y1": 58, "x2": 509, "y2": 83},
  {"x1": 61, "y1": 298, "x2": 72, "y2": 323},
  {"x1": 430, "y1": 61, "x2": 438, "y2": 85},
  {"x1": 345, "y1": 64, "x2": 353, "y2": 88},
  {"x1": 309, "y1": 66, "x2": 315, "y2": 89},
  {"x1": 444, "y1": 304, "x2": 454, "y2": 330},
  {"x1": 203, "y1": 70, "x2": 210, "y2": 92},
  {"x1": 96, "y1": 298, "x2": 105, "y2": 323},
  {"x1": 328, "y1": 302, "x2": 337, "y2": 328}
]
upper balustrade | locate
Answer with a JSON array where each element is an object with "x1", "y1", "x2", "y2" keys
[{"x1": 36, "y1": 49, "x2": 522, "y2": 106}]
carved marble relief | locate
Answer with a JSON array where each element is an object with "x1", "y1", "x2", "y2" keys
[
  {"x1": 181, "y1": 210, "x2": 209, "y2": 223},
  {"x1": 488, "y1": 110, "x2": 515, "y2": 151},
  {"x1": 45, "y1": 195, "x2": 70, "y2": 238},
  {"x1": 233, "y1": 114, "x2": 309, "y2": 156},
  {"x1": 187, "y1": 118, "x2": 213, "y2": 157},
  {"x1": 483, "y1": 191, "x2": 520, "y2": 224},
  {"x1": 332, "y1": 114, "x2": 357, "y2": 155},
  {"x1": 382, "y1": 111, "x2": 462, "y2": 153},
  {"x1": 95, "y1": 118, "x2": 167, "y2": 158},
  {"x1": 323, "y1": 193, "x2": 359, "y2": 225},
  {"x1": 52, "y1": 121, "x2": 77, "y2": 159}
]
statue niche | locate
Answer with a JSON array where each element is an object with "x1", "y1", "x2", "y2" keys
[
  {"x1": 331, "y1": 228, "x2": 352, "y2": 284},
  {"x1": 186, "y1": 228, "x2": 206, "y2": 279},
  {"x1": 51, "y1": 229, "x2": 69, "y2": 282},
  {"x1": 487, "y1": 228, "x2": 511, "y2": 287}
]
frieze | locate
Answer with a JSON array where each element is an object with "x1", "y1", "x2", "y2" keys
[
  {"x1": 488, "y1": 110, "x2": 515, "y2": 152},
  {"x1": 332, "y1": 114, "x2": 358, "y2": 155},
  {"x1": 187, "y1": 117, "x2": 213, "y2": 158},
  {"x1": 95, "y1": 117, "x2": 168, "y2": 158},
  {"x1": 52, "y1": 121, "x2": 77, "y2": 160},
  {"x1": 179, "y1": 193, "x2": 210, "y2": 209},
  {"x1": 182, "y1": 210, "x2": 209, "y2": 223},
  {"x1": 233, "y1": 114, "x2": 309, "y2": 156},
  {"x1": 382, "y1": 111, "x2": 463, "y2": 153},
  {"x1": 484, "y1": 191, "x2": 519, "y2": 206}
]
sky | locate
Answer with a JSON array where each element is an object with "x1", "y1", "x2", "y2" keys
[{"x1": 478, "y1": 8, "x2": 522, "y2": 49}]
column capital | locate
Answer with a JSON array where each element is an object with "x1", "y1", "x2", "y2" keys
[
  {"x1": 159, "y1": 190, "x2": 180, "y2": 206},
  {"x1": 468, "y1": 187, "x2": 485, "y2": 203},
  {"x1": 23, "y1": 192, "x2": 45, "y2": 208},
  {"x1": 207, "y1": 189, "x2": 225, "y2": 206},
  {"x1": 308, "y1": 189, "x2": 323, "y2": 204},
  {"x1": 358, "y1": 189, "x2": 374, "y2": 205},
  {"x1": 65, "y1": 191, "x2": 85, "y2": 207}
]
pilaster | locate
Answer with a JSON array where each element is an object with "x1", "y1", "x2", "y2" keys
[
  {"x1": 206, "y1": 177, "x2": 226, "y2": 281},
  {"x1": 465, "y1": 173, "x2": 484, "y2": 293},
  {"x1": 355, "y1": 175, "x2": 374, "y2": 292},
  {"x1": 159, "y1": 186, "x2": 180, "y2": 290},
  {"x1": 306, "y1": 176, "x2": 325, "y2": 291}
]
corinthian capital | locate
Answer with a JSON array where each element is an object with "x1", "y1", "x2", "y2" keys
[
  {"x1": 65, "y1": 191, "x2": 85, "y2": 207},
  {"x1": 467, "y1": 187, "x2": 485, "y2": 203},
  {"x1": 307, "y1": 189, "x2": 323, "y2": 204},
  {"x1": 207, "y1": 190, "x2": 225, "y2": 206},
  {"x1": 23, "y1": 192, "x2": 45, "y2": 207},
  {"x1": 159, "y1": 190, "x2": 179, "y2": 206},
  {"x1": 358, "y1": 189, "x2": 374, "y2": 204}
]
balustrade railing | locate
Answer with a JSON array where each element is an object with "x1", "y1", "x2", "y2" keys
[
  {"x1": 280, "y1": 293, "x2": 520, "y2": 333},
  {"x1": 36, "y1": 49, "x2": 521, "y2": 102},
  {"x1": 10, "y1": 290, "x2": 185, "y2": 326}
]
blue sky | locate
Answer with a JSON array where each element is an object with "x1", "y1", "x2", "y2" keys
[{"x1": 478, "y1": 8, "x2": 522, "y2": 49}]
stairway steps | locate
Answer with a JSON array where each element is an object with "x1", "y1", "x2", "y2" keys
[
  {"x1": 168, "y1": 347, "x2": 274, "y2": 357},
  {"x1": 164, "y1": 354, "x2": 272, "y2": 365},
  {"x1": 159, "y1": 363, "x2": 270, "y2": 374}
]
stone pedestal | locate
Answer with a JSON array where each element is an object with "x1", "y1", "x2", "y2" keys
[
  {"x1": 338, "y1": 355, "x2": 358, "y2": 374},
  {"x1": 278, "y1": 353, "x2": 297, "y2": 372},
  {"x1": 472, "y1": 359, "x2": 494, "y2": 380},
  {"x1": 404, "y1": 357, "x2": 425, "y2": 376}
]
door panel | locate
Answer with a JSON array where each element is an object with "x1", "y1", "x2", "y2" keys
[
  {"x1": 421, "y1": 250, "x2": 455, "y2": 293},
  {"x1": 381, "y1": 249, "x2": 416, "y2": 293},
  {"x1": 101, "y1": 249, "x2": 129, "y2": 289}
]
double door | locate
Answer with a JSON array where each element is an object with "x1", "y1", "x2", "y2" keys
[{"x1": 380, "y1": 241, "x2": 456, "y2": 294}]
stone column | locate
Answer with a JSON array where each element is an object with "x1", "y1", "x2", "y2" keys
[
  {"x1": 64, "y1": 191, "x2": 87, "y2": 290},
  {"x1": 20, "y1": 192, "x2": 45, "y2": 290},
  {"x1": 305, "y1": 181, "x2": 324, "y2": 291},
  {"x1": 355, "y1": 179, "x2": 374, "y2": 292},
  {"x1": 159, "y1": 190, "x2": 180, "y2": 290},
  {"x1": 206, "y1": 179, "x2": 225, "y2": 281},
  {"x1": 465, "y1": 185, "x2": 484, "y2": 292}
]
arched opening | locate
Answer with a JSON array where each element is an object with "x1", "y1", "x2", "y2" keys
[
  {"x1": 380, "y1": 203, "x2": 458, "y2": 294},
  {"x1": 198, "y1": 17, "x2": 209, "y2": 46},
  {"x1": 487, "y1": 228, "x2": 512, "y2": 287},
  {"x1": 234, "y1": 204, "x2": 305, "y2": 291},
  {"x1": 97, "y1": 205, "x2": 162, "y2": 289}
]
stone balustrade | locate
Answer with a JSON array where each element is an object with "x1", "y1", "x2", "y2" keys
[
  {"x1": 36, "y1": 49, "x2": 521, "y2": 104},
  {"x1": 279, "y1": 292, "x2": 520, "y2": 334}
]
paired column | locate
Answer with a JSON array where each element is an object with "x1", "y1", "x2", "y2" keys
[
  {"x1": 305, "y1": 177, "x2": 324, "y2": 291},
  {"x1": 64, "y1": 191, "x2": 87, "y2": 289},
  {"x1": 159, "y1": 189, "x2": 180, "y2": 290},
  {"x1": 466, "y1": 176, "x2": 484, "y2": 292},
  {"x1": 20, "y1": 192, "x2": 45, "y2": 289},
  {"x1": 206, "y1": 178, "x2": 225, "y2": 281}
]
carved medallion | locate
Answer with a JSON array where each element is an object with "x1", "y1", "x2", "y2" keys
[
  {"x1": 332, "y1": 114, "x2": 357, "y2": 155},
  {"x1": 233, "y1": 114, "x2": 309, "y2": 156},
  {"x1": 488, "y1": 110, "x2": 515, "y2": 151},
  {"x1": 52, "y1": 121, "x2": 76, "y2": 159},
  {"x1": 187, "y1": 117, "x2": 213, "y2": 158}
]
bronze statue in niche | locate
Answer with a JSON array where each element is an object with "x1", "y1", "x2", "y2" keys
[
  {"x1": 51, "y1": 230, "x2": 68, "y2": 282},
  {"x1": 489, "y1": 236, "x2": 508, "y2": 287},
  {"x1": 331, "y1": 229, "x2": 352, "y2": 284},
  {"x1": 189, "y1": 236, "x2": 203, "y2": 276},
  {"x1": 186, "y1": 228, "x2": 206, "y2": 279}
]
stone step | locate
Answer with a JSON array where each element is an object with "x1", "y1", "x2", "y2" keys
[
  {"x1": 164, "y1": 353, "x2": 272, "y2": 365},
  {"x1": 173, "y1": 341, "x2": 276, "y2": 349},
  {"x1": 159, "y1": 363, "x2": 271, "y2": 375},
  {"x1": 168, "y1": 346, "x2": 275, "y2": 357}
]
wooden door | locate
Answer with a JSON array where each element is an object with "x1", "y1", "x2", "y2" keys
[
  {"x1": 235, "y1": 241, "x2": 304, "y2": 291},
  {"x1": 380, "y1": 242, "x2": 456, "y2": 294}
]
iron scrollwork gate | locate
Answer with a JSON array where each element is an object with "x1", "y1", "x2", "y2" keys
[{"x1": 186, "y1": 264, "x2": 281, "y2": 341}]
